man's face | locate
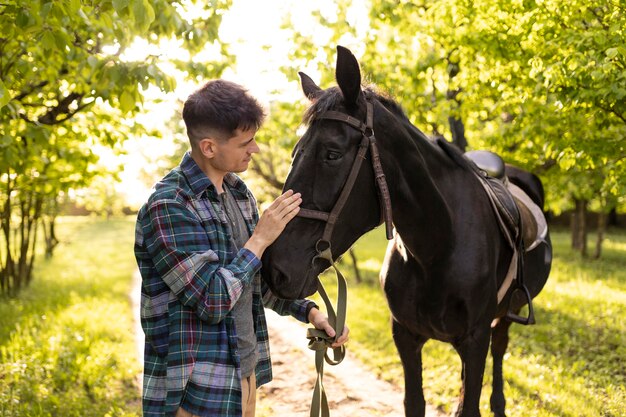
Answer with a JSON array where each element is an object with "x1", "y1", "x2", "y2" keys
[{"x1": 210, "y1": 128, "x2": 260, "y2": 174}]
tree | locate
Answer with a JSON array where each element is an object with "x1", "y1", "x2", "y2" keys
[{"x1": 0, "y1": 0, "x2": 234, "y2": 295}]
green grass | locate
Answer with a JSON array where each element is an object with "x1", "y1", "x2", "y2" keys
[
  {"x1": 322, "y1": 226, "x2": 626, "y2": 416},
  {"x1": 0, "y1": 216, "x2": 141, "y2": 417},
  {"x1": 1, "y1": 217, "x2": 624, "y2": 416}
]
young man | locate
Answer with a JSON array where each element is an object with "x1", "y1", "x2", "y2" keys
[{"x1": 134, "y1": 79, "x2": 348, "y2": 417}]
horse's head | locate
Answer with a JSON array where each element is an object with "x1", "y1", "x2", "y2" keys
[{"x1": 261, "y1": 46, "x2": 390, "y2": 299}]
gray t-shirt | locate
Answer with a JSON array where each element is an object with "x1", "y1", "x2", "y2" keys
[{"x1": 220, "y1": 185, "x2": 258, "y2": 378}]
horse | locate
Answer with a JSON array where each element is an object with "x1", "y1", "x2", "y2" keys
[{"x1": 261, "y1": 46, "x2": 552, "y2": 417}]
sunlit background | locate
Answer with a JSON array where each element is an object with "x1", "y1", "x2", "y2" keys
[{"x1": 110, "y1": 0, "x2": 368, "y2": 209}]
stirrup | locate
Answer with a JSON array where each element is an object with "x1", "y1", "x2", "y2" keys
[{"x1": 505, "y1": 285, "x2": 536, "y2": 325}]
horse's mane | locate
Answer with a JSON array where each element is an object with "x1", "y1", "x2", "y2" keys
[
  {"x1": 299, "y1": 83, "x2": 477, "y2": 174},
  {"x1": 302, "y1": 84, "x2": 409, "y2": 125}
]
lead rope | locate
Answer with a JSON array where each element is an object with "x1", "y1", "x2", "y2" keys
[{"x1": 307, "y1": 242, "x2": 347, "y2": 417}]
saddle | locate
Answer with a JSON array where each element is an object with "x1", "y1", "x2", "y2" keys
[
  {"x1": 463, "y1": 150, "x2": 546, "y2": 252},
  {"x1": 437, "y1": 139, "x2": 546, "y2": 324}
]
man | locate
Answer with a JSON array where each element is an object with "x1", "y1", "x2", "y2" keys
[{"x1": 134, "y1": 79, "x2": 348, "y2": 417}]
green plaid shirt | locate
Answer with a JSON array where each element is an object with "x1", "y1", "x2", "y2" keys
[{"x1": 135, "y1": 152, "x2": 313, "y2": 416}]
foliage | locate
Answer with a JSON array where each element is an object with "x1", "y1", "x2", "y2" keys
[
  {"x1": 0, "y1": 0, "x2": 234, "y2": 294},
  {"x1": 362, "y1": 0, "x2": 626, "y2": 215},
  {"x1": 244, "y1": 100, "x2": 309, "y2": 205},
  {"x1": 0, "y1": 216, "x2": 141, "y2": 416},
  {"x1": 320, "y1": 226, "x2": 626, "y2": 416},
  {"x1": 278, "y1": 0, "x2": 625, "y2": 251}
]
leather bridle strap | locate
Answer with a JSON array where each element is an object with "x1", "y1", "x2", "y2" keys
[{"x1": 297, "y1": 101, "x2": 394, "y2": 241}]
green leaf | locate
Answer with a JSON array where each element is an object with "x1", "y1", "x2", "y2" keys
[
  {"x1": 41, "y1": 31, "x2": 56, "y2": 56},
  {"x1": 606, "y1": 48, "x2": 618, "y2": 60},
  {"x1": 132, "y1": 0, "x2": 155, "y2": 33},
  {"x1": 119, "y1": 90, "x2": 135, "y2": 113},
  {"x1": 40, "y1": 2, "x2": 53, "y2": 19},
  {"x1": 87, "y1": 55, "x2": 99, "y2": 68},
  {"x1": 112, "y1": 0, "x2": 129, "y2": 14},
  {"x1": 68, "y1": 0, "x2": 81, "y2": 14},
  {"x1": 16, "y1": 8, "x2": 31, "y2": 28},
  {"x1": 0, "y1": 80, "x2": 10, "y2": 109}
]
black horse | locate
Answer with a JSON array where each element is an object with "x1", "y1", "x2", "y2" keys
[{"x1": 261, "y1": 46, "x2": 552, "y2": 417}]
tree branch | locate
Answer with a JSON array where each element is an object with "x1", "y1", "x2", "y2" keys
[
  {"x1": 37, "y1": 92, "x2": 83, "y2": 125},
  {"x1": 14, "y1": 81, "x2": 50, "y2": 102},
  {"x1": 249, "y1": 153, "x2": 285, "y2": 192},
  {"x1": 595, "y1": 102, "x2": 626, "y2": 124}
]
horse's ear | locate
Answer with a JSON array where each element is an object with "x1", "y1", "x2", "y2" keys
[
  {"x1": 299, "y1": 72, "x2": 322, "y2": 101},
  {"x1": 335, "y1": 45, "x2": 362, "y2": 108}
]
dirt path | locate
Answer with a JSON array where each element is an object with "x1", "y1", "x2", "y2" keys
[
  {"x1": 258, "y1": 310, "x2": 444, "y2": 417},
  {"x1": 132, "y1": 270, "x2": 145, "y2": 364}
]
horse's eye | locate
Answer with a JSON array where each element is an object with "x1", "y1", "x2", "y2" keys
[{"x1": 326, "y1": 150, "x2": 342, "y2": 161}]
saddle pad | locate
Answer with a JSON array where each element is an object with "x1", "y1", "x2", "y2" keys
[
  {"x1": 481, "y1": 176, "x2": 520, "y2": 248},
  {"x1": 508, "y1": 183, "x2": 548, "y2": 251}
]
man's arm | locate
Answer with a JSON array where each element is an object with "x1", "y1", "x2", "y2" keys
[
  {"x1": 141, "y1": 190, "x2": 302, "y2": 324},
  {"x1": 142, "y1": 198, "x2": 259, "y2": 324}
]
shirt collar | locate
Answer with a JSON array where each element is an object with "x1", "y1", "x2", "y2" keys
[{"x1": 180, "y1": 152, "x2": 250, "y2": 198}]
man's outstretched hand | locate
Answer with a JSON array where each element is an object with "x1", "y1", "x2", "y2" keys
[{"x1": 244, "y1": 190, "x2": 302, "y2": 258}]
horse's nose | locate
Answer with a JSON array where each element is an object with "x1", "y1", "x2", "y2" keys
[{"x1": 261, "y1": 254, "x2": 319, "y2": 300}]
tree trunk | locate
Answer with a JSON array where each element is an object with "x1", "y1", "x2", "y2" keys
[
  {"x1": 571, "y1": 203, "x2": 580, "y2": 250},
  {"x1": 348, "y1": 248, "x2": 362, "y2": 284},
  {"x1": 446, "y1": 60, "x2": 467, "y2": 152},
  {"x1": 608, "y1": 207, "x2": 619, "y2": 227},
  {"x1": 594, "y1": 210, "x2": 607, "y2": 259},
  {"x1": 43, "y1": 216, "x2": 59, "y2": 258},
  {"x1": 1, "y1": 174, "x2": 14, "y2": 295},
  {"x1": 43, "y1": 197, "x2": 60, "y2": 258},
  {"x1": 1, "y1": 175, "x2": 44, "y2": 295},
  {"x1": 571, "y1": 198, "x2": 588, "y2": 257},
  {"x1": 448, "y1": 115, "x2": 467, "y2": 152}
]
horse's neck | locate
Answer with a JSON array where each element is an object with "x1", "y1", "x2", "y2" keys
[{"x1": 386, "y1": 120, "x2": 455, "y2": 262}]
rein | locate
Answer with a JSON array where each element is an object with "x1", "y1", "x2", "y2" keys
[{"x1": 296, "y1": 100, "x2": 393, "y2": 417}]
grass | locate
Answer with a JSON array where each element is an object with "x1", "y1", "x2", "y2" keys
[
  {"x1": 321, "y1": 226, "x2": 626, "y2": 416},
  {"x1": 0, "y1": 216, "x2": 141, "y2": 417},
  {"x1": 1, "y1": 216, "x2": 624, "y2": 416}
]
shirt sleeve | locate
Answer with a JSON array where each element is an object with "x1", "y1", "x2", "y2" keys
[{"x1": 142, "y1": 198, "x2": 261, "y2": 324}]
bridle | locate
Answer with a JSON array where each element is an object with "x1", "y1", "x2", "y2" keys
[
  {"x1": 297, "y1": 99, "x2": 394, "y2": 245},
  {"x1": 294, "y1": 98, "x2": 393, "y2": 417}
]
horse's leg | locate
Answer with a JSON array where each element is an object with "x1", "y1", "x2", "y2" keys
[
  {"x1": 453, "y1": 323, "x2": 491, "y2": 417},
  {"x1": 490, "y1": 318, "x2": 513, "y2": 417},
  {"x1": 392, "y1": 319, "x2": 428, "y2": 417}
]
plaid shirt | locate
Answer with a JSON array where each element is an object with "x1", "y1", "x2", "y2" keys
[{"x1": 135, "y1": 152, "x2": 314, "y2": 417}]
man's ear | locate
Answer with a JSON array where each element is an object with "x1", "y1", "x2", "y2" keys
[{"x1": 198, "y1": 138, "x2": 217, "y2": 158}]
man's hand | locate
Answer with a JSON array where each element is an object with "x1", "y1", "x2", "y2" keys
[
  {"x1": 244, "y1": 190, "x2": 302, "y2": 258},
  {"x1": 308, "y1": 307, "x2": 349, "y2": 348}
]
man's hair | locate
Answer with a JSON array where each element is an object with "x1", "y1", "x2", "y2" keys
[{"x1": 182, "y1": 80, "x2": 265, "y2": 145}]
